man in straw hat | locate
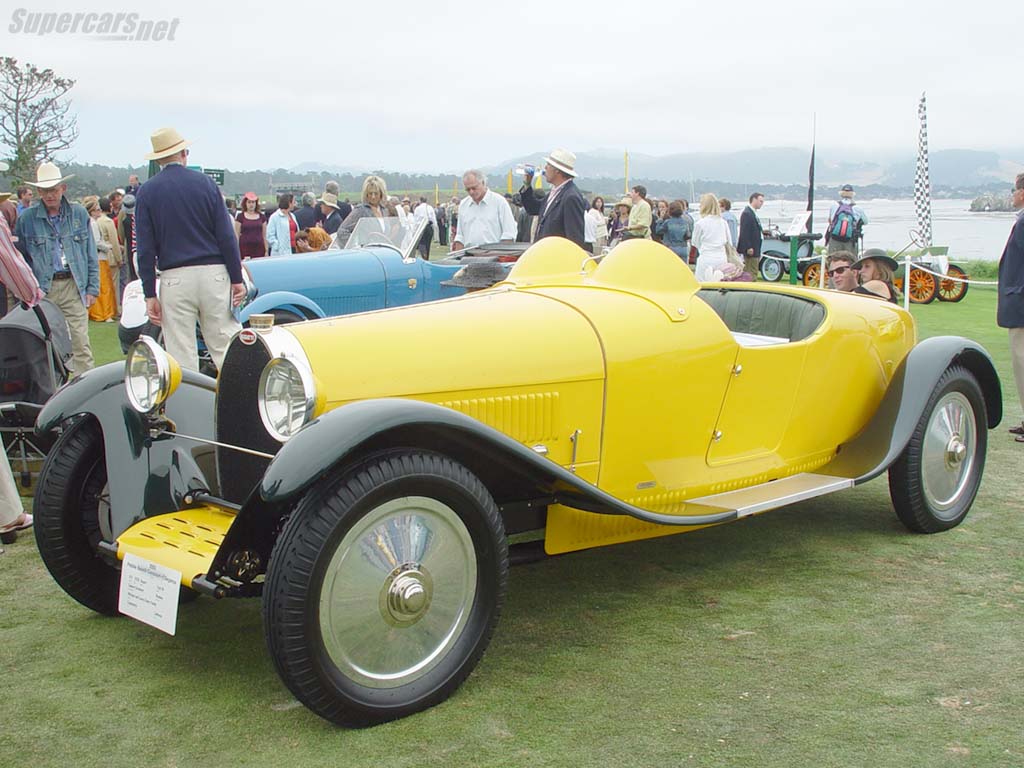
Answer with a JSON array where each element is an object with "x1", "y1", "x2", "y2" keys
[
  {"x1": 14, "y1": 161, "x2": 99, "y2": 375},
  {"x1": 519, "y1": 149, "x2": 586, "y2": 249},
  {"x1": 317, "y1": 192, "x2": 343, "y2": 235},
  {"x1": 135, "y1": 127, "x2": 245, "y2": 373}
]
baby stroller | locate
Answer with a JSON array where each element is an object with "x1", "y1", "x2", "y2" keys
[{"x1": 0, "y1": 300, "x2": 72, "y2": 488}]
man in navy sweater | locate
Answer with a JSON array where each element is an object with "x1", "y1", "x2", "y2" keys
[{"x1": 136, "y1": 128, "x2": 244, "y2": 372}]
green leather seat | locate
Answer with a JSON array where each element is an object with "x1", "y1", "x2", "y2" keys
[{"x1": 697, "y1": 288, "x2": 825, "y2": 343}]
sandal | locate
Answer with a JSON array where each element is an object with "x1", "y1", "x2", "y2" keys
[
  {"x1": 0, "y1": 512, "x2": 33, "y2": 535},
  {"x1": 1010, "y1": 422, "x2": 1024, "y2": 436}
]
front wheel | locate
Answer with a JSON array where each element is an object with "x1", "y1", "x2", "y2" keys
[
  {"x1": 34, "y1": 418, "x2": 120, "y2": 614},
  {"x1": 888, "y1": 366, "x2": 987, "y2": 533},
  {"x1": 262, "y1": 450, "x2": 508, "y2": 727},
  {"x1": 759, "y1": 255, "x2": 783, "y2": 282}
]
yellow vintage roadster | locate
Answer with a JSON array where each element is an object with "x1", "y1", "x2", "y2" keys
[{"x1": 33, "y1": 238, "x2": 1002, "y2": 726}]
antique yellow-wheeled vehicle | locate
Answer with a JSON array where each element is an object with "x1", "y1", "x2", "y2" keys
[{"x1": 33, "y1": 238, "x2": 1001, "y2": 727}]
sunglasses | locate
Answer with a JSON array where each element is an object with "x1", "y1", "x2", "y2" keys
[{"x1": 828, "y1": 265, "x2": 857, "y2": 276}]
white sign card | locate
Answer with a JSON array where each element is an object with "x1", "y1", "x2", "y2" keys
[
  {"x1": 118, "y1": 553, "x2": 182, "y2": 636},
  {"x1": 784, "y1": 211, "x2": 813, "y2": 237}
]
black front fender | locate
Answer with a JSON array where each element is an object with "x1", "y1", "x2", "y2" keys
[
  {"x1": 36, "y1": 361, "x2": 220, "y2": 539},
  {"x1": 258, "y1": 399, "x2": 737, "y2": 528},
  {"x1": 823, "y1": 336, "x2": 1001, "y2": 484}
]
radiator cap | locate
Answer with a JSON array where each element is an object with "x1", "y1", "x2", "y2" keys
[{"x1": 249, "y1": 313, "x2": 274, "y2": 332}]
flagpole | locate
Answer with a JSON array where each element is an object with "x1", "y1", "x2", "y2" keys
[{"x1": 624, "y1": 150, "x2": 629, "y2": 196}]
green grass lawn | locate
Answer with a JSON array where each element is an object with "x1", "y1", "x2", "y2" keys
[{"x1": 2, "y1": 287, "x2": 1022, "y2": 767}]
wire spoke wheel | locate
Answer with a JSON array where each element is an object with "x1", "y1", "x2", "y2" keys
[{"x1": 760, "y1": 256, "x2": 783, "y2": 282}]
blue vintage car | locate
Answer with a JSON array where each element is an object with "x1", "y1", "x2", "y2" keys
[{"x1": 118, "y1": 217, "x2": 473, "y2": 354}]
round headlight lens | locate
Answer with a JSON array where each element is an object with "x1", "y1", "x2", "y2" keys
[
  {"x1": 258, "y1": 357, "x2": 316, "y2": 441},
  {"x1": 125, "y1": 335, "x2": 175, "y2": 413}
]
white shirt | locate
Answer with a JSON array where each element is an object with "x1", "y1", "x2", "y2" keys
[
  {"x1": 455, "y1": 189, "x2": 517, "y2": 247},
  {"x1": 692, "y1": 215, "x2": 731, "y2": 281},
  {"x1": 413, "y1": 202, "x2": 438, "y2": 230},
  {"x1": 584, "y1": 209, "x2": 597, "y2": 243}
]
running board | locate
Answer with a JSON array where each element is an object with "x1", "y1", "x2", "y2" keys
[{"x1": 686, "y1": 473, "x2": 854, "y2": 519}]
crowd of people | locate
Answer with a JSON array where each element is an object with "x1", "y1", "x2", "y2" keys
[{"x1": 1, "y1": 145, "x2": 1023, "y2": 544}]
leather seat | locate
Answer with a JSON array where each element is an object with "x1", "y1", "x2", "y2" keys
[{"x1": 697, "y1": 288, "x2": 825, "y2": 343}]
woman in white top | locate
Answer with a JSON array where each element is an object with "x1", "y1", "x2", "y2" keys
[
  {"x1": 584, "y1": 196, "x2": 608, "y2": 254},
  {"x1": 691, "y1": 193, "x2": 731, "y2": 281}
]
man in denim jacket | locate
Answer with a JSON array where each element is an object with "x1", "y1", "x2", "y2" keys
[{"x1": 14, "y1": 162, "x2": 99, "y2": 375}]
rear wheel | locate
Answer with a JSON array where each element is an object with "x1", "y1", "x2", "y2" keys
[
  {"x1": 888, "y1": 366, "x2": 987, "y2": 533},
  {"x1": 263, "y1": 450, "x2": 508, "y2": 727},
  {"x1": 937, "y1": 265, "x2": 969, "y2": 302},
  {"x1": 33, "y1": 418, "x2": 120, "y2": 615}
]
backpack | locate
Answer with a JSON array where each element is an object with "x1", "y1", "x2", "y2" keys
[{"x1": 829, "y1": 202, "x2": 858, "y2": 242}]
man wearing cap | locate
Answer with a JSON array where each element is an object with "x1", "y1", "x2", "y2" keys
[
  {"x1": 519, "y1": 149, "x2": 586, "y2": 249},
  {"x1": 999, "y1": 173, "x2": 1024, "y2": 442},
  {"x1": 826, "y1": 184, "x2": 868, "y2": 256},
  {"x1": 452, "y1": 170, "x2": 517, "y2": 251},
  {"x1": 14, "y1": 162, "x2": 99, "y2": 375},
  {"x1": 317, "y1": 193, "x2": 343, "y2": 235},
  {"x1": 135, "y1": 127, "x2": 244, "y2": 373}
]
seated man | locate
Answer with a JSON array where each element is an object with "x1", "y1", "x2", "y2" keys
[{"x1": 827, "y1": 251, "x2": 858, "y2": 292}]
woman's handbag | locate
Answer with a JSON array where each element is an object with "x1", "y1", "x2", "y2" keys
[{"x1": 723, "y1": 220, "x2": 742, "y2": 267}]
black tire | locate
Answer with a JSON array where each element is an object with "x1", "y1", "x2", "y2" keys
[
  {"x1": 33, "y1": 418, "x2": 120, "y2": 615},
  {"x1": 263, "y1": 450, "x2": 508, "y2": 727},
  {"x1": 888, "y1": 366, "x2": 987, "y2": 533}
]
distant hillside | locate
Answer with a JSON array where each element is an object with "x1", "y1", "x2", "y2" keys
[{"x1": 6, "y1": 146, "x2": 1020, "y2": 201}]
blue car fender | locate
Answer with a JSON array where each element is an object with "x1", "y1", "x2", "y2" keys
[{"x1": 238, "y1": 291, "x2": 326, "y2": 324}]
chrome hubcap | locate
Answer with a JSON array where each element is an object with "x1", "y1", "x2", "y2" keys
[
  {"x1": 922, "y1": 392, "x2": 976, "y2": 518},
  {"x1": 319, "y1": 497, "x2": 476, "y2": 689}
]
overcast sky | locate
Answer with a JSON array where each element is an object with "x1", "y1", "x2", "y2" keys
[{"x1": 3, "y1": 0, "x2": 1021, "y2": 174}]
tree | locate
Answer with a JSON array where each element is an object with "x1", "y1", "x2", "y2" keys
[{"x1": 0, "y1": 57, "x2": 78, "y2": 183}]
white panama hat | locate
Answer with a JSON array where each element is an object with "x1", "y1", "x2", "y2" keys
[
  {"x1": 25, "y1": 161, "x2": 75, "y2": 189},
  {"x1": 543, "y1": 148, "x2": 577, "y2": 178},
  {"x1": 145, "y1": 126, "x2": 192, "y2": 161}
]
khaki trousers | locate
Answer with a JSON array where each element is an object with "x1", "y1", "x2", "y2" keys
[
  {"x1": 159, "y1": 264, "x2": 240, "y2": 372},
  {"x1": 1010, "y1": 327, "x2": 1024, "y2": 421},
  {"x1": 46, "y1": 276, "x2": 94, "y2": 376}
]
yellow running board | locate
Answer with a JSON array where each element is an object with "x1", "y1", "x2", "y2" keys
[{"x1": 116, "y1": 507, "x2": 236, "y2": 588}]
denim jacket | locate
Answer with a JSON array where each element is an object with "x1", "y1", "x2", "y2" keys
[
  {"x1": 266, "y1": 209, "x2": 296, "y2": 256},
  {"x1": 14, "y1": 196, "x2": 99, "y2": 298}
]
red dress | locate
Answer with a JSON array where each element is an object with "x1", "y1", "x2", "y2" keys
[{"x1": 236, "y1": 212, "x2": 265, "y2": 259}]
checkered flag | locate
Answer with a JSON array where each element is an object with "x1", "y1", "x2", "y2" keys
[{"x1": 914, "y1": 92, "x2": 933, "y2": 247}]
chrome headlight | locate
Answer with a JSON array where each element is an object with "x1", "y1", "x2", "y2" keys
[
  {"x1": 258, "y1": 356, "x2": 316, "y2": 441},
  {"x1": 124, "y1": 335, "x2": 181, "y2": 414}
]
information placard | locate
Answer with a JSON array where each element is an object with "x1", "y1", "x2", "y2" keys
[
  {"x1": 118, "y1": 553, "x2": 181, "y2": 636},
  {"x1": 784, "y1": 211, "x2": 812, "y2": 237}
]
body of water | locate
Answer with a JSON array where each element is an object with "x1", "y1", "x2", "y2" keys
[{"x1": 753, "y1": 198, "x2": 1014, "y2": 262}]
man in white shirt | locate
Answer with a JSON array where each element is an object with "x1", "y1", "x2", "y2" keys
[
  {"x1": 412, "y1": 196, "x2": 437, "y2": 259},
  {"x1": 452, "y1": 169, "x2": 517, "y2": 251}
]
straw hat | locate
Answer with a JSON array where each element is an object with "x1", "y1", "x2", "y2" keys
[
  {"x1": 318, "y1": 192, "x2": 340, "y2": 210},
  {"x1": 616, "y1": 196, "x2": 632, "y2": 209},
  {"x1": 543, "y1": 148, "x2": 577, "y2": 178},
  {"x1": 24, "y1": 161, "x2": 75, "y2": 189},
  {"x1": 145, "y1": 127, "x2": 192, "y2": 160}
]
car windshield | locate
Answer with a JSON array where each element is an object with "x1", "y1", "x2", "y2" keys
[{"x1": 340, "y1": 216, "x2": 425, "y2": 259}]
